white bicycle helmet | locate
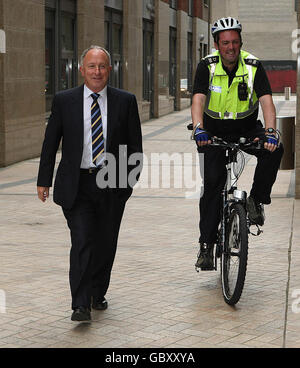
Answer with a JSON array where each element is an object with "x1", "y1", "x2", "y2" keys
[{"x1": 211, "y1": 17, "x2": 242, "y2": 37}]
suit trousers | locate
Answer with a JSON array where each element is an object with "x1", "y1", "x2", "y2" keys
[
  {"x1": 62, "y1": 170, "x2": 126, "y2": 310},
  {"x1": 198, "y1": 127, "x2": 284, "y2": 244}
]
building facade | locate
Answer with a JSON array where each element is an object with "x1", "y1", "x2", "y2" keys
[
  {"x1": 0, "y1": 0, "x2": 210, "y2": 167},
  {"x1": 210, "y1": 0, "x2": 298, "y2": 93},
  {"x1": 296, "y1": 0, "x2": 300, "y2": 199},
  {"x1": 209, "y1": 0, "x2": 300, "y2": 197}
]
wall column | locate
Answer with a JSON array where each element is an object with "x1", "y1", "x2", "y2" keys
[
  {"x1": 0, "y1": 0, "x2": 45, "y2": 167},
  {"x1": 296, "y1": 3, "x2": 300, "y2": 198},
  {"x1": 123, "y1": 0, "x2": 143, "y2": 101},
  {"x1": 77, "y1": 0, "x2": 105, "y2": 84}
]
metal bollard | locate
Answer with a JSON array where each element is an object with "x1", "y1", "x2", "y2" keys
[
  {"x1": 0, "y1": 29, "x2": 6, "y2": 53},
  {"x1": 284, "y1": 87, "x2": 291, "y2": 101},
  {"x1": 276, "y1": 116, "x2": 295, "y2": 169}
]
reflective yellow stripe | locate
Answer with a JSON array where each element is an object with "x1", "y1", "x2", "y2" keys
[
  {"x1": 92, "y1": 148, "x2": 105, "y2": 162},
  {"x1": 92, "y1": 131, "x2": 103, "y2": 145},
  {"x1": 91, "y1": 115, "x2": 101, "y2": 128}
]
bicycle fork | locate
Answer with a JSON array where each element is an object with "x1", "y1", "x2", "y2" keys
[{"x1": 215, "y1": 190, "x2": 228, "y2": 271}]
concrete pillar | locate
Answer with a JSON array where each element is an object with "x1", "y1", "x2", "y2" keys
[
  {"x1": 296, "y1": 4, "x2": 300, "y2": 198},
  {"x1": 153, "y1": 0, "x2": 160, "y2": 118},
  {"x1": 77, "y1": 0, "x2": 105, "y2": 84},
  {"x1": 0, "y1": 0, "x2": 4, "y2": 166},
  {"x1": 155, "y1": 0, "x2": 175, "y2": 117},
  {"x1": 176, "y1": 10, "x2": 182, "y2": 111},
  {"x1": 123, "y1": 0, "x2": 143, "y2": 100},
  {"x1": 0, "y1": 38, "x2": 4, "y2": 166},
  {"x1": 177, "y1": 10, "x2": 192, "y2": 110},
  {"x1": 0, "y1": 0, "x2": 45, "y2": 167}
]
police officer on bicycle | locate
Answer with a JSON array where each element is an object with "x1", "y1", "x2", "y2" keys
[{"x1": 191, "y1": 17, "x2": 283, "y2": 271}]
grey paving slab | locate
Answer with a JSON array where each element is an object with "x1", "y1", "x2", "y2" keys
[{"x1": 0, "y1": 98, "x2": 299, "y2": 348}]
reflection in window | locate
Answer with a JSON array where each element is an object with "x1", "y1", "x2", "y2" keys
[
  {"x1": 45, "y1": 9, "x2": 55, "y2": 111},
  {"x1": 170, "y1": 0, "x2": 177, "y2": 9},
  {"x1": 143, "y1": 19, "x2": 154, "y2": 117},
  {"x1": 60, "y1": 14, "x2": 76, "y2": 91},
  {"x1": 187, "y1": 32, "x2": 193, "y2": 95},
  {"x1": 105, "y1": 8, "x2": 123, "y2": 89},
  {"x1": 188, "y1": 0, "x2": 193, "y2": 16},
  {"x1": 45, "y1": 0, "x2": 77, "y2": 112},
  {"x1": 169, "y1": 27, "x2": 177, "y2": 99}
]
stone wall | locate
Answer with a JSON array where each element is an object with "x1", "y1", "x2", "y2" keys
[
  {"x1": 0, "y1": 0, "x2": 45, "y2": 167},
  {"x1": 296, "y1": 8, "x2": 300, "y2": 198}
]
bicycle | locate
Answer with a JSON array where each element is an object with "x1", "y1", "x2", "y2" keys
[
  {"x1": 210, "y1": 136, "x2": 266, "y2": 305},
  {"x1": 188, "y1": 124, "x2": 266, "y2": 305}
]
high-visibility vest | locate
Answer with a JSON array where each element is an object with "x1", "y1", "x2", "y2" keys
[{"x1": 204, "y1": 49, "x2": 259, "y2": 120}]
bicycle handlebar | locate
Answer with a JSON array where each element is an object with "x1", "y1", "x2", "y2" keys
[
  {"x1": 209, "y1": 136, "x2": 265, "y2": 151},
  {"x1": 186, "y1": 122, "x2": 265, "y2": 150}
]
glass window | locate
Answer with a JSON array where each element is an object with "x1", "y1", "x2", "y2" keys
[
  {"x1": 45, "y1": 9, "x2": 55, "y2": 111},
  {"x1": 170, "y1": 0, "x2": 177, "y2": 10},
  {"x1": 105, "y1": 0, "x2": 123, "y2": 11},
  {"x1": 105, "y1": 8, "x2": 123, "y2": 89},
  {"x1": 188, "y1": 0, "x2": 193, "y2": 16},
  {"x1": 169, "y1": 27, "x2": 177, "y2": 107},
  {"x1": 143, "y1": 20, "x2": 154, "y2": 116},
  {"x1": 60, "y1": 13, "x2": 76, "y2": 91},
  {"x1": 187, "y1": 32, "x2": 193, "y2": 93},
  {"x1": 199, "y1": 42, "x2": 208, "y2": 59},
  {"x1": 45, "y1": 0, "x2": 77, "y2": 112}
]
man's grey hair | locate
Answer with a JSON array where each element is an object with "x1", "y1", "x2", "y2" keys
[{"x1": 80, "y1": 45, "x2": 112, "y2": 66}]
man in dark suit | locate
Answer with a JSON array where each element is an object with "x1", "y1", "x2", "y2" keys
[{"x1": 37, "y1": 46, "x2": 143, "y2": 322}]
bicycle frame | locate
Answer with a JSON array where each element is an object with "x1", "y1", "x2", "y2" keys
[
  {"x1": 212, "y1": 138, "x2": 265, "y2": 304},
  {"x1": 216, "y1": 144, "x2": 246, "y2": 265}
]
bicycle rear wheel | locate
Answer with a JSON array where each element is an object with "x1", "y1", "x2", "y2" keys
[{"x1": 221, "y1": 203, "x2": 248, "y2": 305}]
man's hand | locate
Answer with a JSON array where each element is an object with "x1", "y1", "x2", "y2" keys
[
  {"x1": 264, "y1": 133, "x2": 278, "y2": 152},
  {"x1": 259, "y1": 95, "x2": 277, "y2": 152},
  {"x1": 253, "y1": 135, "x2": 278, "y2": 153},
  {"x1": 37, "y1": 186, "x2": 50, "y2": 202},
  {"x1": 194, "y1": 127, "x2": 212, "y2": 147}
]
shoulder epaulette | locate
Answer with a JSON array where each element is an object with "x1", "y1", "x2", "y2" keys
[
  {"x1": 244, "y1": 58, "x2": 260, "y2": 67},
  {"x1": 204, "y1": 55, "x2": 219, "y2": 65}
]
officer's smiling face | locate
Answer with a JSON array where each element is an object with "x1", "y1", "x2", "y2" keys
[{"x1": 215, "y1": 30, "x2": 242, "y2": 69}]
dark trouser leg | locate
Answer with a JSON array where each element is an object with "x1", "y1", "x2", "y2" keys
[
  {"x1": 248, "y1": 143, "x2": 284, "y2": 204},
  {"x1": 62, "y1": 195, "x2": 97, "y2": 310},
  {"x1": 243, "y1": 124, "x2": 284, "y2": 204},
  {"x1": 199, "y1": 147, "x2": 227, "y2": 244},
  {"x1": 62, "y1": 174, "x2": 125, "y2": 310},
  {"x1": 91, "y1": 193, "x2": 126, "y2": 299}
]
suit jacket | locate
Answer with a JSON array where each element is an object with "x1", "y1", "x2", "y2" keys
[{"x1": 37, "y1": 85, "x2": 143, "y2": 209}]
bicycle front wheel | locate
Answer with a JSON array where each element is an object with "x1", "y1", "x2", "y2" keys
[{"x1": 221, "y1": 203, "x2": 248, "y2": 305}]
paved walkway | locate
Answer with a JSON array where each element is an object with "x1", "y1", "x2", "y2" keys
[{"x1": 0, "y1": 96, "x2": 299, "y2": 348}]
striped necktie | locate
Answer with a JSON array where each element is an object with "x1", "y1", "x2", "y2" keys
[{"x1": 91, "y1": 93, "x2": 104, "y2": 166}]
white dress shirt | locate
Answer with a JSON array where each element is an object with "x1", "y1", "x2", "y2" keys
[{"x1": 80, "y1": 85, "x2": 108, "y2": 168}]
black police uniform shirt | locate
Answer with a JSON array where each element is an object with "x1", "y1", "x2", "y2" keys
[{"x1": 192, "y1": 58, "x2": 272, "y2": 139}]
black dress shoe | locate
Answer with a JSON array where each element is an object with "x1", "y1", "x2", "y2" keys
[
  {"x1": 92, "y1": 297, "x2": 108, "y2": 310},
  {"x1": 71, "y1": 307, "x2": 91, "y2": 321}
]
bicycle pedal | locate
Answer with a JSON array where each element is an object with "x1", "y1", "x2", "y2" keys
[
  {"x1": 249, "y1": 224, "x2": 263, "y2": 236},
  {"x1": 200, "y1": 267, "x2": 215, "y2": 271},
  {"x1": 195, "y1": 266, "x2": 215, "y2": 272}
]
